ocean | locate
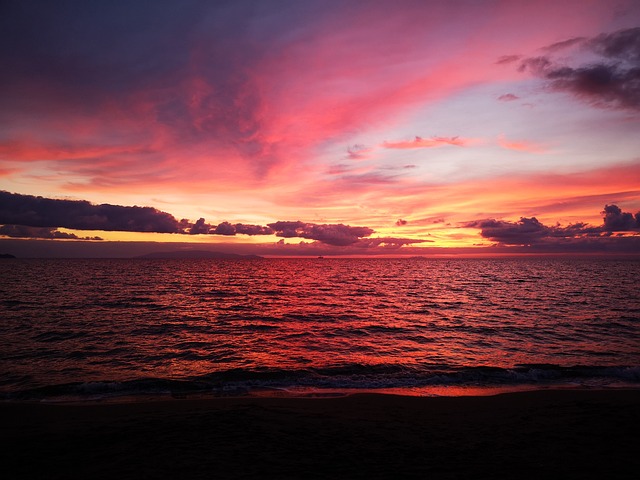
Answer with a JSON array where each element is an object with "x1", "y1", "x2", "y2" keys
[{"x1": 1, "y1": 257, "x2": 639, "y2": 401}]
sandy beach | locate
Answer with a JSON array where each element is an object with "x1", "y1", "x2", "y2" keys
[{"x1": 2, "y1": 389, "x2": 639, "y2": 479}]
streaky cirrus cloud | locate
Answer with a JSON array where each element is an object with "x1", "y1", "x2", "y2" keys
[
  {"x1": 497, "y1": 93, "x2": 520, "y2": 102},
  {"x1": 495, "y1": 54, "x2": 522, "y2": 65},
  {"x1": 541, "y1": 36, "x2": 586, "y2": 53},
  {"x1": 346, "y1": 144, "x2": 372, "y2": 160},
  {"x1": 0, "y1": 0, "x2": 542, "y2": 194},
  {"x1": 517, "y1": 27, "x2": 640, "y2": 111},
  {"x1": 382, "y1": 136, "x2": 467, "y2": 150},
  {"x1": 464, "y1": 204, "x2": 640, "y2": 246},
  {"x1": 0, "y1": 0, "x2": 639, "y2": 257},
  {"x1": 497, "y1": 134, "x2": 547, "y2": 153},
  {"x1": 0, "y1": 139, "x2": 149, "y2": 162}
]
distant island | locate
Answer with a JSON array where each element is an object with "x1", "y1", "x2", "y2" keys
[
  {"x1": 0, "y1": 253, "x2": 16, "y2": 259},
  {"x1": 135, "y1": 250, "x2": 262, "y2": 259}
]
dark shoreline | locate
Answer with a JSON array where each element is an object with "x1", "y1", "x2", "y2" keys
[{"x1": 3, "y1": 389, "x2": 639, "y2": 479}]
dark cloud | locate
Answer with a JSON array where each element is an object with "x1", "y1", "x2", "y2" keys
[
  {"x1": 517, "y1": 28, "x2": 640, "y2": 111},
  {"x1": 267, "y1": 221, "x2": 308, "y2": 238},
  {"x1": 498, "y1": 93, "x2": 519, "y2": 102},
  {"x1": 602, "y1": 204, "x2": 640, "y2": 231},
  {"x1": 465, "y1": 204, "x2": 639, "y2": 246},
  {"x1": 268, "y1": 221, "x2": 374, "y2": 246},
  {"x1": 0, "y1": 1, "x2": 203, "y2": 108},
  {"x1": 0, "y1": 1, "x2": 308, "y2": 180},
  {"x1": 354, "y1": 237, "x2": 429, "y2": 248},
  {"x1": 0, "y1": 192, "x2": 379, "y2": 246},
  {"x1": 465, "y1": 217, "x2": 551, "y2": 245},
  {"x1": 545, "y1": 63, "x2": 640, "y2": 110},
  {"x1": 588, "y1": 27, "x2": 640, "y2": 63},
  {"x1": 212, "y1": 221, "x2": 236, "y2": 236},
  {"x1": 208, "y1": 221, "x2": 273, "y2": 236},
  {"x1": 396, "y1": 219, "x2": 407, "y2": 226},
  {"x1": 0, "y1": 224, "x2": 102, "y2": 240},
  {"x1": 189, "y1": 218, "x2": 211, "y2": 234},
  {"x1": 234, "y1": 223, "x2": 274, "y2": 236},
  {"x1": 0, "y1": 191, "x2": 185, "y2": 233}
]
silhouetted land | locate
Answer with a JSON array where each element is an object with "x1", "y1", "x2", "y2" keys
[
  {"x1": 135, "y1": 250, "x2": 262, "y2": 259},
  {"x1": 0, "y1": 253, "x2": 16, "y2": 258},
  {"x1": 2, "y1": 390, "x2": 639, "y2": 479}
]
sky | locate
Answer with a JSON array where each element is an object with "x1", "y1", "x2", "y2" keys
[{"x1": 1, "y1": 0, "x2": 639, "y2": 257}]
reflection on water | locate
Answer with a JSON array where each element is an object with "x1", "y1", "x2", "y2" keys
[{"x1": 1, "y1": 257, "x2": 639, "y2": 398}]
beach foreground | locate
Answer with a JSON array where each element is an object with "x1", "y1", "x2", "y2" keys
[{"x1": 3, "y1": 390, "x2": 639, "y2": 479}]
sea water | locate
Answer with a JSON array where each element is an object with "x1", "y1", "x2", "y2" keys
[{"x1": 1, "y1": 257, "x2": 639, "y2": 400}]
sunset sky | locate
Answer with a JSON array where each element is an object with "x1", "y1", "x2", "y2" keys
[{"x1": 1, "y1": 0, "x2": 639, "y2": 256}]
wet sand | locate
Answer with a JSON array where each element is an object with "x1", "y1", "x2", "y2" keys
[{"x1": 2, "y1": 389, "x2": 639, "y2": 479}]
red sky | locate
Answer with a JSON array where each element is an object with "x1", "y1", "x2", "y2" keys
[{"x1": 1, "y1": 0, "x2": 639, "y2": 256}]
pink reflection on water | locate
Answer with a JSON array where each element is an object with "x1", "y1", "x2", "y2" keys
[{"x1": 251, "y1": 384, "x2": 578, "y2": 398}]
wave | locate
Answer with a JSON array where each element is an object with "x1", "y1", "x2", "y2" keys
[{"x1": 3, "y1": 364, "x2": 639, "y2": 402}]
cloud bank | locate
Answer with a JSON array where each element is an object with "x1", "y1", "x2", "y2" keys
[
  {"x1": 465, "y1": 205, "x2": 640, "y2": 247},
  {"x1": 267, "y1": 221, "x2": 374, "y2": 246},
  {"x1": 0, "y1": 191, "x2": 186, "y2": 233},
  {"x1": 0, "y1": 191, "x2": 390, "y2": 247},
  {"x1": 0, "y1": 224, "x2": 102, "y2": 240},
  {"x1": 189, "y1": 219, "x2": 274, "y2": 237}
]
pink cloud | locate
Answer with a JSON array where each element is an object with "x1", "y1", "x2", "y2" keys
[
  {"x1": 498, "y1": 93, "x2": 520, "y2": 102},
  {"x1": 440, "y1": 161, "x2": 640, "y2": 225},
  {"x1": 0, "y1": 138, "x2": 147, "y2": 162},
  {"x1": 347, "y1": 144, "x2": 372, "y2": 160},
  {"x1": 276, "y1": 159, "x2": 640, "y2": 238},
  {"x1": 495, "y1": 55, "x2": 522, "y2": 65},
  {"x1": 0, "y1": 166, "x2": 20, "y2": 177},
  {"x1": 1, "y1": 0, "x2": 633, "y2": 214},
  {"x1": 497, "y1": 135, "x2": 548, "y2": 153},
  {"x1": 382, "y1": 136, "x2": 468, "y2": 150}
]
